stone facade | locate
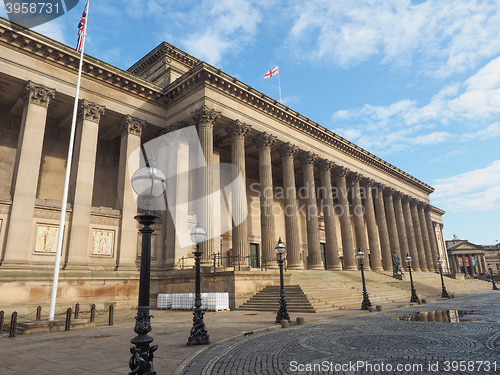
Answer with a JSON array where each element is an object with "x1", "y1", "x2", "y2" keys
[{"x1": 0, "y1": 18, "x2": 448, "y2": 310}]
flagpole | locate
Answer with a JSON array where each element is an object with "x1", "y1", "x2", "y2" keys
[
  {"x1": 278, "y1": 68, "x2": 282, "y2": 104},
  {"x1": 49, "y1": 0, "x2": 90, "y2": 321}
]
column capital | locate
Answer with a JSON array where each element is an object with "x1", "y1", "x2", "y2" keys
[
  {"x1": 346, "y1": 171, "x2": 361, "y2": 185},
  {"x1": 332, "y1": 166, "x2": 348, "y2": 179},
  {"x1": 393, "y1": 190, "x2": 403, "y2": 200},
  {"x1": 424, "y1": 204, "x2": 432, "y2": 213},
  {"x1": 158, "y1": 121, "x2": 189, "y2": 143},
  {"x1": 79, "y1": 99, "x2": 105, "y2": 123},
  {"x1": 192, "y1": 105, "x2": 220, "y2": 128},
  {"x1": 382, "y1": 186, "x2": 394, "y2": 197},
  {"x1": 225, "y1": 120, "x2": 251, "y2": 139},
  {"x1": 401, "y1": 194, "x2": 411, "y2": 203},
  {"x1": 277, "y1": 142, "x2": 298, "y2": 157},
  {"x1": 299, "y1": 151, "x2": 317, "y2": 166},
  {"x1": 159, "y1": 121, "x2": 188, "y2": 135},
  {"x1": 360, "y1": 177, "x2": 375, "y2": 188},
  {"x1": 317, "y1": 159, "x2": 334, "y2": 172},
  {"x1": 22, "y1": 81, "x2": 55, "y2": 107},
  {"x1": 253, "y1": 132, "x2": 276, "y2": 150},
  {"x1": 119, "y1": 115, "x2": 146, "y2": 136}
]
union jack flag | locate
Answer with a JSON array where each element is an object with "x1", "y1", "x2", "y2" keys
[{"x1": 76, "y1": 3, "x2": 88, "y2": 52}]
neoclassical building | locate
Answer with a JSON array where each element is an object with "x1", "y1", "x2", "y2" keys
[{"x1": 0, "y1": 17, "x2": 449, "y2": 311}]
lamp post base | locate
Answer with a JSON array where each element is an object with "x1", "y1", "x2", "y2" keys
[{"x1": 187, "y1": 310, "x2": 210, "y2": 346}]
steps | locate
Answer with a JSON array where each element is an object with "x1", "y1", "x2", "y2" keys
[{"x1": 237, "y1": 270, "x2": 492, "y2": 313}]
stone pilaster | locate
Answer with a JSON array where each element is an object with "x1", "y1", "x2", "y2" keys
[
  {"x1": 300, "y1": 151, "x2": 322, "y2": 269},
  {"x1": 66, "y1": 100, "x2": 105, "y2": 268},
  {"x1": 393, "y1": 192, "x2": 410, "y2": 264},
  {"x1": 417, "y1": 202, "x2": 435, "y2": 272},
  {"x1": 115, "y1": 115, "x2": 145, "y2": 270},
  {"x1": 425, "y1": 206, "x2": 439, "y2": 267},
  {"x1": 193, "y1": 106, "x2": 220, "y2": 261},
  {"x1": 360, "y1": 178, "x2": 383, "y2": 271},
  {"x1": 332, "y1": 166, "x2": 357, "y2": 270},
  {"x1": 277, "y1": 143, "x2": 302, "y2": 269},
  {"x1": 225, "y1": 120, "x2": 251, "y2": 266},
  {"x1": 374, "y1": 184, "x2": 392, "y2": 271},
  {"x1": 401, "y1": 195, "x2": 420, "y2": 271},
  {"x1": 410, "y1": 199, "x2": 427, "y2": 271},
  {"x1": 253, "y1": 132, "x2": 277, "y2": 268},
  {"x1": 383, "y1": 187, "x2": 402, "y2": 262},
  {"x1": 3, "y1": 81, "x2": 55, "y2": 267},
  {"x1": 347, "y1": 172, "x2": 369, "y2": 268},
  {"x1": 318, "y1": 159, "x2": 342, "y2": 270}
]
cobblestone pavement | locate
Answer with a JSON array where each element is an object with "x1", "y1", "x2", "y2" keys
[{"x1": 185, "y1": 292, "x2": 500, "y2": 375}]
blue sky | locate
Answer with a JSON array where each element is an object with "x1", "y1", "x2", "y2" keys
[{"x1": 1, "y1": 0, "x2": 499, "y2": 245}]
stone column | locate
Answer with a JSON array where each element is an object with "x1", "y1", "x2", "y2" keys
[
  {"x1": 193, "y1": 106, "x2": 220, "y2": 261},
  {"x1": 278, "y1": 143, "x2": 302, "y2": 269},
  {"x1": 374, "y1": 184, "x2": 392, "y2": 271},
  {"x1": 116, "y1": 115, "x2": 145, "y2": 270},
  {"x1": 393, "y1": 192, "x2": 410, "y2": 264},
  {"x1": 417, "y1": 202, "x2": 435, "y2": 272},
  {"x1": 361, "y1": 178, "x2": 383, "y2": 271},
  {"x1": 318, "y1": 159, "x2": 342, "y2": 270},
  {"x1": 410, "y1": 199, "x2": 427, "y2": 271},
  {"x1": 253, "y1": 132, "x2": 277, "y2": 268},
  {"x1": 401, "y1": 195, "x2": 420, "y2": 271},
  {"x1": 3, "y1": 81, "x2": 55, "y2": 266},
  {"x1": 225, "y1": 120, "x2": 251, "y2": 266},
  {"x1": 300, "y1": 151, "x2": 322, "y2": 269},
  {"x1": 425, "y1": 207, "x2": 439, "y2": 267},
  {"x1": 332, "y1": 166, "x2": 357, "y2": 270},
  {"x1": 347, "y1": 173, "x2": 369, "y2": 263},
  {"x1": 66, "y1": 100, "x2": 105, "y2": 268},
  {"x1": 383, "y1": 187, "x2": 402, "y2": 263}
]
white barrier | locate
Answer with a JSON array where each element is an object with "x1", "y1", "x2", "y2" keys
[{"x1": 157, "y1": 292, "x2": 229, "y2": 310}]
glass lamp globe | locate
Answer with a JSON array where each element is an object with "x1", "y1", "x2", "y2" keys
[
  {"x1": 131, "y1": 162, "x2": 166, "y2": 201},
  {"x1": 356, "y1": 249, "x2": 365, "y2": 260},
  {"x1": 275, "y1": 238, "x2": 286, "y2": 255},
  {"x1": 405, "y1": 254, "x2": 412, "y2": 264},
  {"x1": 190, "y1": 224, "x2": 207, "y2": 244},
  {"x1": 488, "y1": 264, "x2": 493, "y2": 270},
  {"x1": 437, "y1": 258, "x2": 443, "y2": 266}
]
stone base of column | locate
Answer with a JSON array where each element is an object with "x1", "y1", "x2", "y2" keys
[
  {"x1": 287, "y1": 264, "x2": 304, "y2": 270},
  {"x1": 0, "y1": 261, "x2": 32, "y2": 269},
  {"x1": 63, "y1": 263, "x2": 91, "y2": 271},
  {"x1": 327, "y1": 266, "x2": 343, "y2": 271},
  {"x1": 308, "y1": 265, "x2": 325, "y2": 270},
  {"x1": 345, "y1": 266, "x2": 358, "y2": 271},
  {"x1": 370, "y1": 266, "x2": 384, "y2": 272}
]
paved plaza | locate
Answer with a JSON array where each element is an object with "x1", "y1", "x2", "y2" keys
[{"x1": 1, "y1": 291, "x2": 498, "y2": 374}]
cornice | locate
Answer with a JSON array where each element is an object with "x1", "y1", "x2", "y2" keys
[
  {"x1": 127, "y1": 42, "x2": 199, "y2": 76},
  {"x1": 0, "y1": 18, "x2": 164, "y2": 102},
  {"x1": 164, "y1": 63, "x2": 435, "y2": 194}
]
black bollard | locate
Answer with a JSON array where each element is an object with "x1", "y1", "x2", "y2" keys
[
  {"x1": 65, "y1": 307, "x2": 72, "y2": 331},
  {"x1": 9, "y1": 311, "x2": 17, "y2": 338},
  {"x1": 108, "y1": 304, "x2": 114, "y2": 326},
  {"x1": 0, "y1": 310, "x2": 4, "y2": 331},
  {"x1": 36, "y1": 306, "x2": 42, "y2": 321},
  {"x1": 74, "y1": 303, "x2": 80, "y2": 319},
  {"x1": 90, "y1": 304, "x2": 96, "y2": 322}
]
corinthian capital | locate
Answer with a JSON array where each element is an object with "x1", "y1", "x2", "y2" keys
[
  {"x1": 317, "y1": 159, "x2": 334, "y2": 172},
  {"x1": 277, "y1": 142, "x2": 298, "y2": 157},
  {"x1": 22, "y1": 81, "x2": 55, "y2": 107},
  {"x1": 225, "y1": 120, "x2": 251, "y2": 139},
  {"x1": 346, "y1": 171, "x2": 361, "y2": 185},
  {"x1": 80, "y1": 100, "x2": 105, "y2": 123},
  {"x1": 332, "y1": 166, "x2": 348, "y2": 179},
  {"x1": 253, "y1": 132, "x2": 276, "y2": 150},
  {"x1": 299, "y1": 151, "x2": 318, "y2": 166},
  {"x1": 119, "y1": 115, "x2": 146, "y2": 136},
  {"x1": 192, "y1": 105, "x2": 220, "y2": 128}
]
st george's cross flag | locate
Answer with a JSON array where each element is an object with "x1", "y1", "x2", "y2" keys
[
  {"x1": 264, "y1": 66, "x2": 279, "y2": 79},
  {"x1": 76, "y1": 3, "x2": 88, "y2": 52}
]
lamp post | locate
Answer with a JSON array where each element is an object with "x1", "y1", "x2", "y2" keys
[
  {"x1": 129, "y1": 158, "x2": 167, "y2": 375},
  {"x1": 488, "y1": 264, "x2": 499, "y2": 290},
  {"x1": 275, "y1": 238, "x2": 290, "y2": 324},
  {"x1": 356, "y1": 249, "x2": 372, "y2": 310},
  {"x1": 187, "y1": 223, "x2": 210, "y2": 345},
  {"x1": 437, "y1": 258, "x2": 449, "y2": 298},
  {"x1": 405, "y1": 253, "x2": 420, "y2": 303}
]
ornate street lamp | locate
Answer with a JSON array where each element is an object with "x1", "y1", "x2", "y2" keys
[
  {"x1": 437, "y1": 258, "x2": 449, "y2": 298},
  {"x1": 187, "y1": 223, "x2": 210, "y2": 345},
  {"x1": 356, "y1": 249, "x2": 372, "y2": 310},
  {"x1": 405, "y1": 253, "x2": 420, "y2": 303},
  {"x1": 129, "y1": 158, "x2": 167, "y2": 375},
  {"x1": 488, "y1": 264, "x2": 499, "y2": 291},
  {"x1": 275, "y1": 238, "x2": 290, "y2": 324}
]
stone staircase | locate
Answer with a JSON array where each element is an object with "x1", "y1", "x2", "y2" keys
[{"x1": 238, "y1": 270, "x2": 492, "y2": 313}]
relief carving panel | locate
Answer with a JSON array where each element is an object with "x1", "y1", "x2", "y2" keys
[
  {"x1": 35, "y1": 225, "x2": 59, "y2": 253},
  {"x1": 91, "y1": 229, "x2": 115, "y2": 257}
]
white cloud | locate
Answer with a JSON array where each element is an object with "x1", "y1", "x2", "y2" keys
[
  {"x1": 287, "y1": 0, "x2": 500, "y2": 77},
  {"x1": 432, "y1": 159, "x2": 500, "y2": 212},
  {"x1": 461, "y1": 122, "x2": 500, "y2": 141}
]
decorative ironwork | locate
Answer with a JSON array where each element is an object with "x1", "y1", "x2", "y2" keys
[{"x1": 275, "y1": 250, "x2": 290, "y2": 324}]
